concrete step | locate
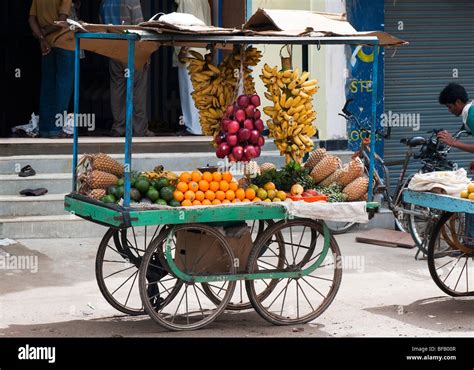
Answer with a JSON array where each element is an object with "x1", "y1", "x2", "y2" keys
[
  {"x1": 0, "y1": 174, "x2": 71, "y2": 195},
  {"x1": 0, "y1": 194, "x2": 67, "y2": 217},
  {"x1": 0, "y1": 151, "x2": 353, "y2": 176},
  {"x1": 0, "y1": 215, "x2": 109, "y2": 239},
  {"x1": 0, "y1": 152, "x2": 286, "y2": 175}
]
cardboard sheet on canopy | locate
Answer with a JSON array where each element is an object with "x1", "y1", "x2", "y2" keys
[{"x1": 51, "y1": 8, "x2": 407, "y2": 68}]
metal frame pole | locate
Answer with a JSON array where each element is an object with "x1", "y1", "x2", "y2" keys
[
  {"x1": 368, "y1": 44, "x2": 380, "y2": 202},
  {"x1": 123, "y1": 38, "x2": 136, "y2": 208},
  {"x1": 72, "y1": 34, "x2": 81, "y2": 192}
]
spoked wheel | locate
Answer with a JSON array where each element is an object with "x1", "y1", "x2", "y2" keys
[
  {"x1": 408, "y1": 203, "x2": 435, "y2": 254},
  {"x1": 246, "y1": 219, "x2": 342, "y2": 325},
  {"x1": 324, "y1": 221, "x2": 357, "y2": 235},
  {"x1": 95, "y1": 225, "x2": 163, "y2": 315},
  {"x1": 139, "y1": 224, "x2": 236, "y2": 331},
  {"x1": 428, "y1": 212, "x2": 474, "y2": 297},
  {"x1": 201, "y1": 220, "x2": 276, "y2": 311}
]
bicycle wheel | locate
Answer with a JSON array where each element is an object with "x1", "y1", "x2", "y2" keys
[
  {"x1": 427, "y1": 213, "x2": 474, "y2": 297},
  {"x1": 139, "y1": 224, "x2": 237, "y2": 331},
  {"x1": 246, "y1": 219, "x2": 342, "y2": 325},
  {"x1": 201, "y1": 219, "x2": 276, "y2": 311},
  {"x1": 325, "y1": 221, "x2": 357, "y2": 235},
  {"x1": 95, "y1": 225, "x2": 163, "y2": 315}
]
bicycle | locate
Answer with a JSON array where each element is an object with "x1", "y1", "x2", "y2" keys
[{"x1": 326, "y1": 100, "x2": 470, "y2": 255}]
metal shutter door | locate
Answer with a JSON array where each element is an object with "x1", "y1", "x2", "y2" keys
[{"x1": 384, "y1": 0, "x2": 474, "y2": 190}]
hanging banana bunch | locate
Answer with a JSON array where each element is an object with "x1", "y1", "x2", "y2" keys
[
  {"x1": 260, "y1": 64, "x2": 319, "y2": 164},
  {"x1": 184, "y1": 46, "x2": 262, "y2": 138}
]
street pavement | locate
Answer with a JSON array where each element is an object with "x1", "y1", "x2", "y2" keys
[{"x1": 0, "y1": 232, "x2": 472, "y2": 338}]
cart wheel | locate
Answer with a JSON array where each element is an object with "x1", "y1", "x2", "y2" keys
[
  {"x1": 95, "y1": 225, "x2": 164, "y2": 315},
  {"x1": 201, "y1": 220, "x2": 277, "y2": 311},
  {"x1": 139, "y1": 224, "x2": 236, "y2": 331},
  {"x1": 246, "y1": 219, "x2": 342, "y2": 325},
  {"x1": 428, "y1": 213, "x2": 474, "y2": 297}
]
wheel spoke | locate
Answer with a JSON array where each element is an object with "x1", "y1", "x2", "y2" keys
[
  {"x1": 171, "y1": 287, "x2": 187, "y2": 323},
  {"x1": 193, "y1": 285, "x2": 206, "y2": 319},
  {"x1": 106, "y1": 244, "x2": 128, "y2": 259},
  {"x1": 294, "y1": 226, "x2": 307, "y2": 261},
  {"x1": 111, "y1": 270, "x2": 137, "y2": 295},
  {"x1": 103, "y1": 265, "x2": 135, "y2": 280},
  {"x1": 124, "y1": 270, "x2": 139, "y2": 307},
  {"x1": 289, "y1": 226, "x2": 295, "y2": 263},
  {"x1": 278, "y1": 279, "x2": 291, "y2": 316},
  {"x1": 453, "y1": 258, "x2": 467, "y2": 292},
  {"x1": 265, "y1": 278, "x2": 289, "y2": 311},
  {"x1": 297, "y1": 280, "x2": 315, "y2": 312},
  {"x1": 301, "y1": 277, "x2": 327, "y2": 299},
  {"x1": 443, "y1": 255, "x2": 462, "y2": 283},
  {"x1": 305, "y1": 274, "x2": 334, "y2": 283}
]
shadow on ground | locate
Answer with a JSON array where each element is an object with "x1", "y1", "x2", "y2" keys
[
  {"x1": 0, "y1": 310, "x2": 329, "y2": 338},
  {"x1": 365, "y1": 296, "x2": 474, "y2": 333}
]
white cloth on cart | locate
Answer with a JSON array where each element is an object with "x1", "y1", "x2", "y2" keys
[
  {"x1": 280, "y1": 201, "x2": 369, "y2": 223},
  {"x1": 408, "y1": 169, "x2": 470, "y2": 197}
]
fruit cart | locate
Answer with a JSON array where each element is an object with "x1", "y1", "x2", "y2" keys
[
  {"x1": 65, "y1": 29, "x2": 384, "y2": 331},
  {"x1": 404, "y1": 191, "x2": 474, "y2": 297}
]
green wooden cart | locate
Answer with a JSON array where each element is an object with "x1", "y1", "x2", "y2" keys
[{"x1": 66, "y1": 30, "x2": 382, "y2": 331}]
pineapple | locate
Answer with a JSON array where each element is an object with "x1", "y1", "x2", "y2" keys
[
  {"x1": 88, "y1": 189, "x2": 106, "y2": 200},
  {"x1": 343, "y1": 177, "x2": 369, "y2": 201},
  {"x1": 304, "y1": 148, "x2": 327, "y2": 171},
  {"x1": 338, "y1": 158, "x2": 364, "y2": 187},
  {"x1": 243, "y1": 161, "x2": 261, "y2": 179},
  {"x1": 82, "y1": 170, "x2": 119, "y2": 190},
  {"x1": 310, "y1": 155, "x2": 341, "y2": 184},
  {"x1": 319, "y1": 168, "x2": 344, "y2": 187},
  {"x1": 81, "y1": 153, "x2": 124, "y2": 177},
  {"x1": 260, "y1": 162, "x2": 276, "y2": 173}
]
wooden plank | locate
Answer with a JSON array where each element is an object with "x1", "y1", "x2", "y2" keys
[{"x1": 356, "y1": 228, "x2": 416, "y2": 249}]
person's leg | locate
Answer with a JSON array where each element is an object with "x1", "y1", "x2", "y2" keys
[
  {"x1": 54, "y1": 48, "x2": 75, "y2": 136},
  {"x1": 39, "y1": 50, "x2": 57, "y2": 137},
  {"x1": 178, "y1": 65, "x2": 202, "y2": 135},
  {"x1": 109, "y1": 60, "x2": 127, "y2": 136},
  {"x1": 132, "y1": 67, "x2": 150, "y2": 137},
  {"x1": 465, "y1": 213, "x2": 474, "y2": 246}
]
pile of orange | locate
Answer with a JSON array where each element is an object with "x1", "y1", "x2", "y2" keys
[{"x1": 173, "y1": 171, "x2": 261, "y2": 207}]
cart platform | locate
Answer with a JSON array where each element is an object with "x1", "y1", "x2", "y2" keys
[{"x1": 404, "y1": 190, "x2": 474, "y2": 214}]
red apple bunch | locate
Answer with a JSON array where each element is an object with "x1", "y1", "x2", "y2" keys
[{"x1": 215, "y1": 94, "x2": 265, "y2": 162}]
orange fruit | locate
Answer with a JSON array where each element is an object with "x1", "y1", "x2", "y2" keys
[
  {"x1": 179, "y1": 172, "x2": 192, "y2": 183},
  {"x1": 202, "y1": 172, "x2": 213, "y2": 182},
  {"x1": 188, "y1": 181, "x2": 199, "y2": 192},
  {"x1": 173, "y1": 190, "x2": 184, "y2": 202},
  {"x1": 195, "y1": 191, "x2": 205, "y2": 202},
  {"x1": 184, "y1": 191, "x2": 195, "y2": 201},
  {"x1": 199, "y1": 180, "x2": 209, "y2": 192},
  {"x1": 212, "y1": 199, "x2": 222, "y2": 205},
  {"x1": 245, "y1": 188, "x2": 256, "y2": 201},
  {"x1": 181, "y1": 199, "x2": 192, "y2": 207},
  {"x1": 236, "y1": 188, "x2": 246, "y2": 201},
  {"x1": 222, "y1": 199, "x2": 231, "y2": 204},
  {"x1": 253, "y1": 197, "x2": 262, "y2": 202},
  {"x1": 177, "y1": 182, "x2": 188, "y2": 193},
  {"x1": 219, "y1": 180, "x2": 229, "y2": 192},
  {"x1": 468, "y1": 183, "x2": 474, "y2": 193},
  {"x1": 205, "y1": 190, "x2": 216, "y2": 201},
  {"x1": 215, "y1": 190, "x2": 226, "y2": 201},
  {"x1": 242, "y1": 199, "x2": 251, "y2": 203},
  {"x1": 225, "y1": 190, "x2": 236, "y2": 201},
  {"x1": 209, "y1": 181, "x2": 220, "y2": 192},
  {"x1": 202, "y1": 199, "x2": 212, "y2": 206},
  {"x1": 191, "y1": 171, "x2": 202, "y2": 182},
  {"x1": 232, "y1": 199, "x2": 241, "y2": 203},
  {"x1": 229, "y1": 182, "x2": 238, "y2": 192},
  {"x1": 192, "y1": 200, "x2": 202, "y2": 206},
  {"x1": 212, "y1": 172, "x2": 222, "y2": 182},
  {"x1": 222, "y1": 172, "x2": 233, "y2": 182}
]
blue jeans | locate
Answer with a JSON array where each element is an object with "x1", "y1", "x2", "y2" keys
[
  {"x1": 465, "y1": 213, "x2": 474, "y2": 242},
  {"x1": 39, "y1": 48, "x2": 74, "y2": 136}
]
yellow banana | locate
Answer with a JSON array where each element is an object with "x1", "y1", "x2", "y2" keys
[{"x1": 189, "y1": 50, "x2": 204, "y2": 60}]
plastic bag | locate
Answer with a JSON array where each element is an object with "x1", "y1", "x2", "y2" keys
[
  {"x1": 157, "y1": 12, "x2": 206, "y2": 27},
  {"x1": 408, "y1": 169, "x2": 470, "y2": 196}
]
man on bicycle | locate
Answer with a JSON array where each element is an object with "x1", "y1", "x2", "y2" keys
[{"x1": 437, "y1": 83, "x2": 474, "y2": 245}]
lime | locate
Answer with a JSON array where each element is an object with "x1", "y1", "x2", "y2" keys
[
  {"x1": 117, "y1": 186, "x2": 125, "y2": 199},
  {"x1": 130, "y1": 188, "x2": 142, "y2": 202},
  {"x1": 108, "y1": 185, "x2": 119, "y2": 198},
  {"x1": 102, "y1": 194, "x2": 116, "y2": 204},
  {"x1": 156, "y1": 177, "x2": 171, "y2": 190},
  {"x1": 155, "y1": 199, "x2": 168, "y2": 206},
  {"x1": 146, "y1": 188, "x2": 160, "y2": 202},
  {"x1": 249, "y1": 184, "x2": 259, "y2": 192},
  {"x1": 169, "y1": 199, "x2": 181, "y2": 207},
  {"x1": 160, "y1": 186, "x2": 175, "y2": 202},
  {"x1": 117, "y1": 178, "x2": 125, "y2": 187},
  {"x1": 135, "y1": 178, "x2": 150, "y2": 194}
]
